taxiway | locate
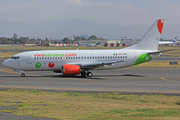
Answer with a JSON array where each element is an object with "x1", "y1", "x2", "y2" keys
[{"x1": 0, "y1": 60, "x2": 180, "y2": 94}]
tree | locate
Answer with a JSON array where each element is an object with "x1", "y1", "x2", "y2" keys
[
  {"x1": 80, "y1": 37, "x2": 87, "y2": 40},
  {"x1": 13, "y1": 33, "x2": 18, "y2": 44},
  {"x1": 88, "y1": 35, "x2": 99, "y2": 40},
  {"x1": 0, "y1": 37, "x2": 14, "y2": 44},
  {"x1": 74, "y1": 36, "x2": 81, "y2": 41},
  {"x1": 62, "y1": 37, "x2": 70, "y2": 44},
  {"x1": 18, "y1": 37, "x2": 27, "y2": 44}
]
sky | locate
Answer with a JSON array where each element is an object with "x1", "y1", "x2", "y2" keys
[
  {"x1": 0, "y1": 0, "x2": 180, "y2": 39},
  {"x1": 0, "y1": 0, "x2": 180, "y2": 26}
]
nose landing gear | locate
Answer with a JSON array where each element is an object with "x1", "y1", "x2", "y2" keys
[
  {"x1": 21, "y1": 73, "x2": 25, "y2": 77},
  {"x1": 14, "y1": 70, "x2": 25, "y2": 77}
]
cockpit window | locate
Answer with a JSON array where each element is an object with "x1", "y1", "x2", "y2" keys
[{"x1": 10, "y1": 56, "x2": 20, "y2": 60}]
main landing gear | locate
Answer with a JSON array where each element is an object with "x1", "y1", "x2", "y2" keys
[{"x1": 81, "y1": 71, "x2": 93, "y2": 77}]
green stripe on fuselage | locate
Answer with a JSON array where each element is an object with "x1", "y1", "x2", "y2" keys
[{"x1": 135, "y1": 54, "x2": 152, "y2": 65}]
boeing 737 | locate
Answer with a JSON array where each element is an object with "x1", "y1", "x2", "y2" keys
[
  {"x1": 159, "y1": 37, "x2": 177, "y2": 46},
  {"x1": 2, "y1": 19, "x2": 171, "y2": 77}
]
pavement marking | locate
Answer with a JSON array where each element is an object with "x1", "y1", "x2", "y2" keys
[
  {"x1": 0, "y1": 86, "x2": 180, "y2": 93},
  {"x1": 134, "y1": 83, "x2": 180, "y2": 86},
  {"x1": 161, "y1": 75, "x2": 180, "y2": 82}
]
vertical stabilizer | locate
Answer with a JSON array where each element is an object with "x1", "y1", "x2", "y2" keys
[
  {"x1": 173, "y1": 37, "x2": 177, "y2": 46},
  {"x1": 124, "y1": 19, "x2": 164, "y2": 50}
]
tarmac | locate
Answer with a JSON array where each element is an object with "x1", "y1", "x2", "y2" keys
[{"x1": 0, "y1": 58, "x2": 180, "y2": 94}]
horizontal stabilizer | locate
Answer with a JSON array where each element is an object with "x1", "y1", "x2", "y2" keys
[{"x1": 147, "y1": 49, "x2": 176, "y2": 54}]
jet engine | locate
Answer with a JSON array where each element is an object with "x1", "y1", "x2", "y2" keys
[{"x1": 62, "y1": 64, "x2": 81, "y2": 74}]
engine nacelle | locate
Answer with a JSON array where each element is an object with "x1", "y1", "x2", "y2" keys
[{"x1": 62, "y1": 64, "x2": 81, "y2": 74}]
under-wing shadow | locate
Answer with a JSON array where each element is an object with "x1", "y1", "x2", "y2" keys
[
  {"x1": 95, "y1": 74, "x2": 145, "y2": 77},
  {"x1": 0, "y1": 74, "x2": 145, "y2": 79},
  {"x1": 51, "y1": 75, "x2": 103, "y2": 80},
  {"x1": 0, "y1": 75, "x2": 102, "y2": 80}
]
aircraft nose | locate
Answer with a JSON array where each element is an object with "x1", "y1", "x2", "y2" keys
[
  {"x1": 2, "y1": 59, "x2": 17, "y2": 69},
  {"x1": 2, "y1": 60, "x2": 8, "y2": 67},
  {"x1": 2, "y1": 60, "x2": 12, "y2": 68}
]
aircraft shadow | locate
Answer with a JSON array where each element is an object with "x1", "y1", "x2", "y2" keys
[
  {"x1": 95, "y1": 74, "x2": 145, "y2": 77},
  {"x1": 0, "y1": 74, "x2": 145, "y2": 79}
]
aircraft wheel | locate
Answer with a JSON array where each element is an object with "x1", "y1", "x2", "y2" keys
[
  {"x1": 87, "y1": 72, "x2": 93, "y2": 77},
  {"x1": 21, "y1": 73, "x2": 25, "y2": 77},
  {"x1": 81, "y1": 71, "x2": 86, "y2": 77}
]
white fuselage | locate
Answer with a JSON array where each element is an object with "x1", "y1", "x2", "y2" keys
[{"x1": 2, "y1": 49, "x2": 159, "y2": 71}]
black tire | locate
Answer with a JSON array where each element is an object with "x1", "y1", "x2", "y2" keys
[
  {"x1": 81, "y1": 71, "x2": 86, "y2": 77},
  {"x1": 21, "y1": 73, "x2": 25, "y2": 77},
  {"x1": 87, "y1": 72, "x2": 93, "y2": 77}
]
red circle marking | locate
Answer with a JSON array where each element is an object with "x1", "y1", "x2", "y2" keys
[{"x1": 48, "y1": 62, "x2": 55, "y2": 68}]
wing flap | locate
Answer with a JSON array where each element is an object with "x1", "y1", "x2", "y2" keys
[{"x1": 67, "y1": 60, "x2": 127, "y2": 69}]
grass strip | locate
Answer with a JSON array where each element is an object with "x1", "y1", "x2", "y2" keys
[{"x1": 0, "y1": 90, "x2": 180, "y2": 120}]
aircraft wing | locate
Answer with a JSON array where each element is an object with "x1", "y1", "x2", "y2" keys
[{"x1": 68, "y1": 60, "x2": 127, "y2": 69}]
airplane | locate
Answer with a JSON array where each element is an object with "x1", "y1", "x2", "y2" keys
[
  {"x1": 2, "y1": 19, "x2": 172, "y2": 77},
  {"x1": 159, "y1": 37, "x2": 177, "y2": 46}
]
